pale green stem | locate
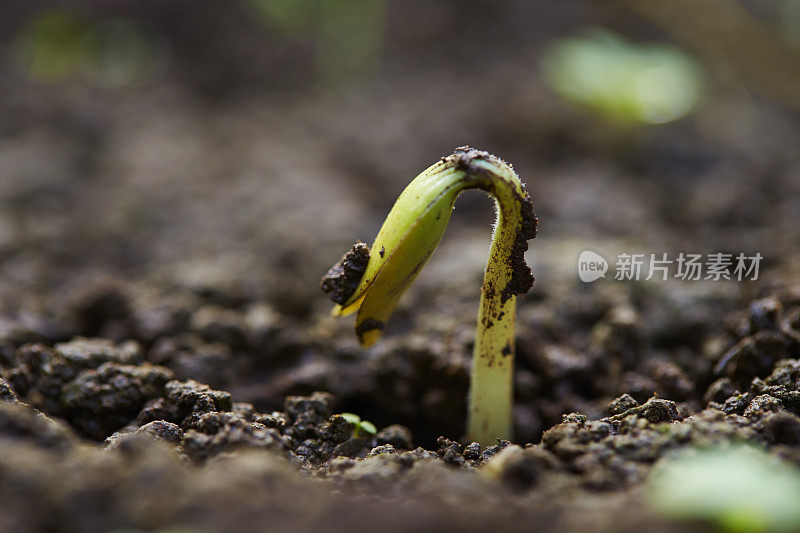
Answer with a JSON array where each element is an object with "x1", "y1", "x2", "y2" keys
[{"x1": 466, "y1": 174, "x2": 527, "y2": 446}]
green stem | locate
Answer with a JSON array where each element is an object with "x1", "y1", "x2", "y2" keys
[
  {"x1": 468, "y1": 220, "x2": 517, "y2": 445},
  {"x1": 465, "y1": 158, "x2": 535, "y2": 446}
]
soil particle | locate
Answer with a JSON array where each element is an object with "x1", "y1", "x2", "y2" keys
[
  {"x1": 436, "y1": 436, "x2": 465, "y2": 465},
  {"x1": 130, "y1": 291, "x2": 197, "y2": 344},
  {"x1": 61, "y1": 362, "x2": 173, "y2": 439},
  {"x1": 190, "y1": 305, "x2": 249, "y2": 349},
  {"x1": 518, "y1": 191, "x2": 538, "y2": 241},
  {"x1": 320, "y1": 414, "x2": 356, "y2": 444},
  {"x1": 338, "y1": 452, "x2": 408, "y2": 487},
  {"x1": 375, "y1": 424, "x2": 414, "y2": 450},
  {"x1": 181, "y1": 414, "x2": 288, "y2": 462},
  {"x1": 105, "y1": 420, "x2": 184, "y2": 450},
  {"x1": 254, "y1": 410, "x2": 289, "y2": 429},
  {"x1": 0, "y1": 401, "x2": 75, "y2": 450},
  {"x1": 451, "y1": 145, "x2": 494, "y2": 172},
  {"x1": 647, "y1": 359, "x2": 694, "y2": 401},
  {"x1": 537, "y1": 404, "x2": 765, "y2": 490},
  {"x1": 481, "y1": 444, "x2": 563, "y2": 489},
  {"x1": 703, "y1": 377, "x2": 738, "y2": 404},
  {"x1": 0, "y1": 377, "x2": 17, "y2": 402},
  {"x1": 725, "y1": 296, "x2": 784, "y2": 337},
  {"x1": 138, "y1": 419, "x2": 185, "y2": 442},
  {"x1": 9, "y1": 344, "x2": 77, "y2": 411},
  {"x1": 5, "y1": 339, "x2": 173, "y2": 439},
  {"x1": 749, "y1": 297, "x2": 784, "y2": 330},
  {"x1": 480, "y1": 440, "x2": 512, "y2": 462},
  {"x1": 321, "y1": 242, "x2": 371, "y2": 305},
  {"x1": 740, "y1": 363, "x2": 800, "y2": 418},
  {"x1": 7, "y1": 340, "x2": 138, "y2": 415},
  {"x1": 743, "y1": 394, "x2": 785, "y2": 420},
  {"x1": 54, "y1": 337, "x2": 144, "y2": 368},
  {"x1": 432, "y1": 436, "x2": 513, "y2": 467},
  {"x1": 640, "y1": 398, "x2": 679, "y2": 423},
  {"x1": 136, "y1": 397, "x2": 181, "y2": 425},
  {"x1": 715, "y1": 331, "x2": 796, "y2": 384},
  {"x1": 149, "y1": 334, "x2": 234, "y2": 388},
  {"x1": 367, "y1": 444, "x2": 397, "y2": 457},
  {"x1": 561, "y1": 412, "x2": 587, "y2": 424},
  {"x1": 606, "y1": 396, "x2": 679, "y2": 423},
  {"x1": 159, "y1": 379, "x2": 234, "y2": 429},
  {"x1": 718, "y1": 392, "x2": 751, "y2": 415},
  {"x1": 462, "y1": 441, "x2": 481, "y2": 460},
  {"x1": 333, "y1": 447, "x2": 443, "y2": 490},
  {"x1": 281, "y1": 392, "x2": 390, "y2": 463},
  {"x1": 333, "y1": 437, "x2": 369, "y2": 458},
  {"x1": 134, "y1": 379, "x2": 236, "y2": 437},
  {"x1": 285, "y1": 391, "x2": 333, "y2": 428},
  {"x1": 607, "y1": 393, "x2": 639, "y2": 416},
  {"x1": 536, "y1": 344, "x2": 590, "y2": 380},
  {"x1": 66, "y1": 281, "x2": 133, "y2": 340},
  {"x1": 760, "y1": 358, "x2": 800, "y2": 390},
  {"x1": 758, "y1": 411, "x2": 800, "y2": 445},
  {"x1": 0, "y1": 315, "x2": 61, "y2": 349}
]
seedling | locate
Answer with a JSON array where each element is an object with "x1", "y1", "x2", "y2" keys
[
  {"x1": 340, "y1": 413, "x2": 377, "y2": 438},
  {"x1": 322, "y1": 147, "x2": 537, "y2": 445}
]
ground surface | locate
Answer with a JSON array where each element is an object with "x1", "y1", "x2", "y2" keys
[{"x1": 2, "y1": 2, "x2": 800, "y2": 532}]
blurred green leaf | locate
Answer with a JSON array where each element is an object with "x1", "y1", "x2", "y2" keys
[
  {"x1": 13, "y1": 9, "x2": 88, "y2": 83},
  {"x1": 542, "y1": 30, "x2": 705, "y2": 125},
  {"x1": 782, "y1": 0, "x2": 800, "y2": 44},
  {"x1": 243, "y1": 0, "x2": 386, "y2": 86},
  {"x1": 242, "y1": 0, "x2": 318, "y2": 34},
  {"x1": 79, "y1": 20, "x2": 167, "y2": 89},
  {"x1": 646, "y1": 445, "x2": 800, "y2": 532},
  {"x1": 358, "y1": 420, "x2": 377, "y2": 436},
  {"x1": 340, "y1": 413, "x2": 362, "y2": 425},
  {"x1": 13, "y1": 10, "x2": 166, "y2": 88},
  {"x1": 316, "y1": 0, "x2": 386, "y2": 84}
]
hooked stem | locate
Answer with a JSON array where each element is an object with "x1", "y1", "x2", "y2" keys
[{"x1": 462, "y1": 154, "x2": 537, "y2": 446}]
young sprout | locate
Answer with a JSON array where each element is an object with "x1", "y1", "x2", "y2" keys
[
  {"x1": 321, "y1": 147, "x2": 538, "y2": 445},
  {"x1": 340, "y1": 413, "x2": 378, "y2": 438}
]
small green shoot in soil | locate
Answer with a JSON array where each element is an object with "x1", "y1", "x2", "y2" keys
[
  {"x1": 322, "y1": 147, "x2": 538, "y2": 446},
  {"x1": 340, "y1": 413, "x2": 377, "y2": 438}
]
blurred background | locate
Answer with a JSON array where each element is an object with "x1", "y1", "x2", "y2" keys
[{"x1": 1, "y1": 0, "x2": 800, "y2": 442}]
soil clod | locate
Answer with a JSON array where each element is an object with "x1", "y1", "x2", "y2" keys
[{"x1": 321, "y1": 242, "x2": 371, "y2": 305}]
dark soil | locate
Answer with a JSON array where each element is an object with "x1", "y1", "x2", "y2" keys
[
  {"x1": 3, "y1": 271, "x2": 800, "y2": 532},
  {"x1": 2, "y1": 1, "x2": 800, "y2": 532}
]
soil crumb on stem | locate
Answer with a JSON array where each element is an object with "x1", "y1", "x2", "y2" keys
[
  {"x1": 501, "y1": 193, "x2": 538, "y2": 303},
  {"x1": 321, "y1": 242, "x2": 371, "y2": 305}
]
